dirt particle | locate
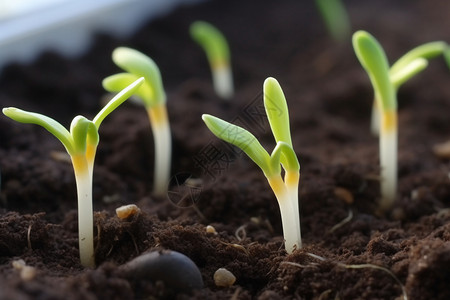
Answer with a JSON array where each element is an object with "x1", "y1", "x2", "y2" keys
[
  {"x1": 432, "y1": 140, "x2": 450, "y2": 159},
  {"x1": 206, "y1": 225, "x2": 218, "y2": 234},
  {"x1": 116, "y1": 204, "x2": 141, "y2": 219},
  {"x1": 334, "y1": 187, "x2": 354, "y2": 204},
  {"x1": 214, "y1": 268, "x2": 236, "y2": 287}
]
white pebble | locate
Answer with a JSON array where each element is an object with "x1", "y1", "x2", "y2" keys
[
  {"x1": 116, "y1": 204, "x2": 141, "y2": 219},
  {"x1": 206, "y1": 225, "x2": 217, "y2": 234},
  {"x1": 21, "y1": 266, "x2": 37, "y2": 281},
  {"x1": 214, "y1": 268, "x2": 236, "y2": 287},
  {"x1": 11, "y1": 259, "x2": 36, "y2": 281}
]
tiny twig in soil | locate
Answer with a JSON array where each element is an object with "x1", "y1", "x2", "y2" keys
[
  {"x1": 235, "y1": 224, "x2": 247, "y2": 241},
  {"x1": 219, "y1": 241, "x2": 249, "y2": 256},
  {"x1": 318, "y1": 289, "x2": 333, "y2": 300},
  {"x1": 106, "y1": 245, "x2": 114, "y2": 258},
  {"x1": 328, "y1": 209, "x2": 353, "y2": 233},
  {"x1": 230, "y1": 287, "x2": 242, "y2": 300},
  {"x1": 27, "y1": 224, "x2": 32, "y2": 251},
  {"x1": 94, "y1": 224, "x2": 101, "y2": 253},
  {"x1": 127, "y1": 231, "x2": 139, "y2": 255},
  {"x1": 292, "y1": 252, "x2": 409, "y2": 300},
  {"x1": 336, "y1": 263, "x2": 407, "y2": 300}
]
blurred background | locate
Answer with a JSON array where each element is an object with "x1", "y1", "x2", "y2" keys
[{"x1": 0, "y1": 0, "x2": 200, "y2": 71}]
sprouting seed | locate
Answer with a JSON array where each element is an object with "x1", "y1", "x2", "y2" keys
[
  {"x1": 103, "y1": 47, "x2": 171, "y2": 197},
  {"x1": 353, "y1": 30, "x2": 398, "y2": 212},
  {"x1": 202, "y1": 77, "x2": 301, "y2": 254},
  {"x1": 315, "y1": 0, "x2": 351, "y2": 42},
  {"x1": 371, "y1": 41, "x2": 449, "y2": 135},
  {"x1": 190, "y1": 21, "x2": 234, "y2": 99},
  {"x1": 2, "y1": 78, "x2": 144, "y2": 267}
]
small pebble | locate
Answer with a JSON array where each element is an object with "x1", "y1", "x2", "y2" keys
[
  {"x1": 206, "y1": 225, "x2": 217, "y2": 234},
  {"x1": 116, "y1": 204, "x2": 141, "y2": 219},
  {"x1": 214, "y1": 268, "x2": 236, "y2": 287},
  {"x1": 12, "y1": 259, "x2": 26, "y2": 270},
  {"x1": 20, "y1": 266, "x2": 37, "y2": 281},
  {"x1": 433, "y1": 140, "x2": 450, "y2": 159},
  {"x1": 334, "y1": 187, "x2": 354, "y2": 204},
  {"x1": 250, "y1": 217, "x2": 261, "y2": 224},
  {"x1": 12, "y1": 259, "x2": 37, "y2": 281}
]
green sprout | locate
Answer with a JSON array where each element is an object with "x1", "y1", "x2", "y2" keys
[
  {"x1": 315, "y1": 0, "x2": 351, "y2": 42},
  {"x1": 2, "y1": 77, "x2": 144, "y2": 268},
  {"x1": 353, "y1": 30, "x2": 398, "y2": 212},
  {"x1": 102, "y1": 47, "x2": 171, "y2": 197},
  {"x1": 202, "y1": 77, "x2": 301, "y2": 253},
  {"x1": 190, "y1": 21, "x2": 234, "y2": 99},
  {"x1": 371, "y1": 41, "x2": 449, "y2": 135}
]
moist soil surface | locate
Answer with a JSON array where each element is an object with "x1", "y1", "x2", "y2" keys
[{"x1": 1, "y1": 0, "x2": 450, "y2": 299}]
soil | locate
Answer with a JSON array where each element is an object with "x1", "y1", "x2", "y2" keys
[{"x1": 1, "y1": 0, "x2": 450, "y2": 299}]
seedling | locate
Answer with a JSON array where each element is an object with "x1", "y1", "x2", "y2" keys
[
  {"x1": 202, "y1": 77, "x2": 301, "y2": 253},
  {"x1": 190, "y1": 21, "x2": 234, "y2": 99},
  {"x1": 353, "y1": 30, "x2": 398, "y2": 212},
  {"x1": 371, "y1": 41, "x2": 449, "y2": 135},
  {"x1": 315, "y1": 0, "x2": 351, "y2": 42},
  {"x1": 2, "y1": 78, "x2": 144, "y2": 268},
  {"x1": 103, "y1": 47, "x2": 171, "y2": 197}
]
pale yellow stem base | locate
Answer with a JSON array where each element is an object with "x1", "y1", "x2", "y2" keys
[
  {"x1": 379, "y1": 111, "x2": 397, "y2": 212},
  {"x1": 268, "y1": 173, "x2": 301, "y2": 254},
  {"x1": 71, "y1": 154, "x2": 95, "y2": 268},
  {"x1": 212, "y1": 66, "x2": 234, "y2": 100},
  {"x1": 147, "y1": 104, "x2": 171, "y2": 196}
]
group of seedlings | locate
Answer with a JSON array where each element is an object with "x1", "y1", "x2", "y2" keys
[{"x1": 2, "y1": 9, "x2": 450, "y2": 298}]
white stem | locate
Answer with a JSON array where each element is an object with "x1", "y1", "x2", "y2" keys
[
  {"x1": 151, "y1": 117, "x2": 171, "y2": 196},
  {"x1": 379, "y1": 123, "x2": 397, "y2": 211},
  {"x1": 278, "y1": 191, "x2": 301, "y2": 254},
  {"x1": 73, "y1": 167, "x2": 95, "y2": 268},
  {"x1": 269, "y1": 175, "x2": 301, "y2": 254},
  {"x1": 212, "y1": 66, "x2": 234, "y2": 100},
  {"x1": 287, "y1": 184, "x2": 302, "y2": 249}
]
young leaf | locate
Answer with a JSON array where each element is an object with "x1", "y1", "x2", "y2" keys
[
  {"x1": 102, "y1": 73, "x2": 152, "y2": 105},
  {"x1": 390, "y1": 58, "x2": 428, "y2": 89},
  {"x1": 202, "y1": 77, "x2": 302, "y2": 253},
  {"x1": 315, "y1": 0, "x2": 351, "y2": 42},
  {"x1": 353, "y1": 30, "x2": 396, "y2": 111},
  {"x1": 110, "y1": 47, "x2": 166, "y2": 107},
  {"x1": 94, "y1": 77, "x2": 145, "y2": 127},
  {"x1": 270, "y1": 142, "x2": 300, "y2": 173},
  {"x1": 390, "y1": 41, "x2": 447, "y2": 76},
  {"x1": 202, "y1": 114, "x2": 272, "y2": 175},
  {"x1": 70, "y1": 116, "x2": 97, "y2": 154},
  {"x1": 2, "y1": 107, "x2": 74, "y2": 154},
  {"x1": 264, "y1": 77, "x2": 293, "y2": 147},
  {"x1": 190, "y1": 21, "x2": 230, "y2": 69}
]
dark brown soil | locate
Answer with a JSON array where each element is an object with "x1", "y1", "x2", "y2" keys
[{"x1": 1, "y1": 0, "x2": 450, "y2": 299}]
